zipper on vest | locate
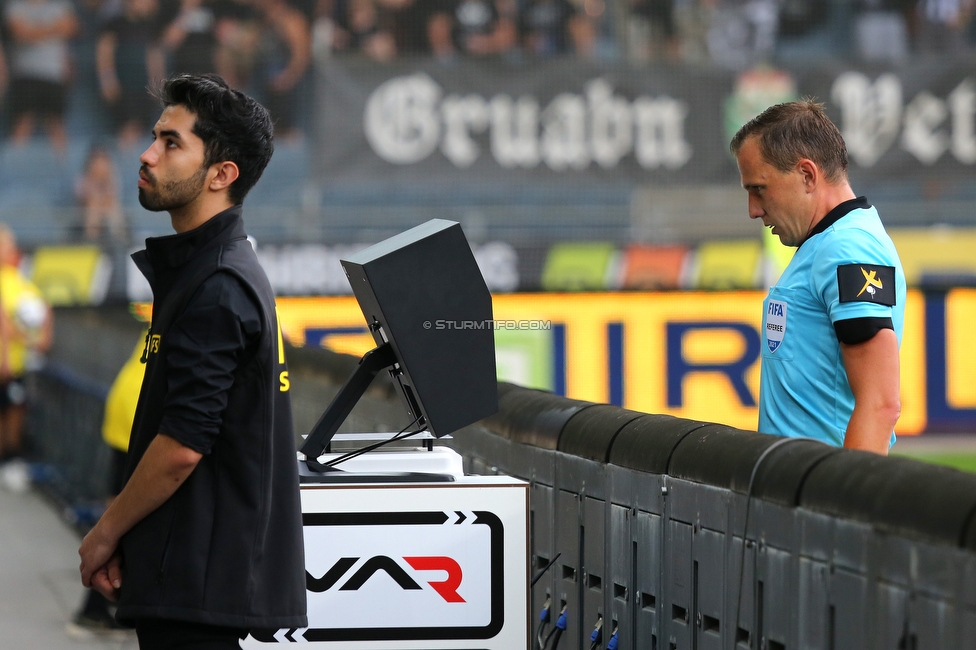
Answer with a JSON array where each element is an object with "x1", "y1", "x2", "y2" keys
[{"x1": 140, "y1": 327, "x2": 152, "y2": 364}]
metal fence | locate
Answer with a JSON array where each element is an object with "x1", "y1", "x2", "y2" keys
[{"x1": 26, "y1": 365, "x2": 114, "y2": 524}]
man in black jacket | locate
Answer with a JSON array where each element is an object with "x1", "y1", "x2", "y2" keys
[{"x1": 79, "y1": 73, "x2": 307, "y2": 649}]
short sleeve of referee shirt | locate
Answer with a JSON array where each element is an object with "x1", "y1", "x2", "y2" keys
[
  {"x1": 157, "y1": 271, "x2": 262, "y2": 454},
  {"x1": 810, "y1": 226, "x2": 898, "y2": 328}
]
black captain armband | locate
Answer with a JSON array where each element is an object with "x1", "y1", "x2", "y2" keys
[{"x1": 834, "y1": 317, "x2": 894, "y2": 345}]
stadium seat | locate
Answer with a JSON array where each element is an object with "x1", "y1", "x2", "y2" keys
[
  {"x1": 620, "y1": 244, "x2": 690, "y2": 290},
  {"x1": 243, "y1": 141, "x2": 308, "y2": 209},
  {"x1": 30, "y1": 246, "x2": 112, "y2": 306},
  {"x1": 540, "y1": 242, "x2": 619, "y2": 291},
  {"x1": 692, "y1": 239, "x2": 763, "y2": 290},
  {"x1": 889, "y1": 228, "x2": 976, "y2": 288},
  {"x1": 0, "y1": 143, "x2": 76, "y2": 208}
]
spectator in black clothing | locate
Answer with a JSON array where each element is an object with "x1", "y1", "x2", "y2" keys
[
  {"x1": 160, "y1": 0, "x2": 218, "y2": 74},
  {"x1": 97, "y1": 0, "x2": 165, "y2": 147},
  {"x1": 329, "y1": 0, "x2": 396, "y2": 61},
  {"x1": 5, "y1": 0, "x2": 79, "y2": 151},
  {"x1": 777, "y1": 0, "x2": 828, "y2": 39},
  {"x1": 519, "y1": 0, "x2": 592, "y2": 57},
  {"x1": 212, "y1": 0, "x2": 262, "y2": 88},
  {"x1": 453, "y1": 0, "x2": 517, "y2": 56},
  {"x1": 705, "y1": 0, "x2": 779, "y2": 68},
  {"x1": 376, "y1": 0, "x2": 454, "y2": 57},
  {"x1": 253, "y1": 0, "x2": 311, "y2": 138},
  {"x1": 626, "y1": 0, "x2": 679, "y2": 61}
]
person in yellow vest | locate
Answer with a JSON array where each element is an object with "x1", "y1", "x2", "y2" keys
[
  {"x1": 68, "y1": 322, "x2": 147, "y2": 637},
  {"x1": 0, "y1": 225, "x2": 52, "y2": 464}
]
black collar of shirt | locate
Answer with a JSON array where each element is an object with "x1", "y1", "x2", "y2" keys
[
  {"x1": 145, "y1": 205, "x2": 246, "y2": 269},
  {"x1": 135, "y1": 205, "x2": 247, "y2": 297},
  {"x1": 800, "y1": 196, "x2": 870, "y2": 247}
]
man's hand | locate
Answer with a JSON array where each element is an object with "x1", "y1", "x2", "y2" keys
[
  {"x1": 76, "y1": 433, "x2": 202, "y2": 598},
  {"x1": 90, "y1": 554, "x2": 122, "y2": 601},
  {"x1": 79, "y1": 525, "x2": 122, "y2": 601},
  {"x1": 841, "y1": 328, "x2": 901, "y2": 454}
]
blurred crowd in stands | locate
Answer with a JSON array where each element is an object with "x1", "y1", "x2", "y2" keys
[
  {"x1": 0, "y1": 0, "x2": 312, "y2": 151},
  {"x1": 320, "y1": 0, "x2": 976, "y2": 63},
  {"x1": 0, "y1": 0, "x2": 971, "y2": 153},
  {"x1": 0, "y1": 0, "x2": 972, "y2": 244}
]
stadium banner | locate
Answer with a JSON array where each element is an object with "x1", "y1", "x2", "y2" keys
[
  {"x1": 314, "y1": 59, "x2": 976, "y2": 185},
  {"x1": 277, "y1": 289, "x2": 976, "y2": 435},
  {"x1": 124, "y1": 242, "x2": 521, "y2": 301}
]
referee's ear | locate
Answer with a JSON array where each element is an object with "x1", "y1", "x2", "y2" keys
[{"x1": 796, "y1": 158, "x2": 819, "y2": 192}]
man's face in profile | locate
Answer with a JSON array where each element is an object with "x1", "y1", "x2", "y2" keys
[
  {"x1": 138, "y1": 105, "x2": 210, "y2": 213},
  {"x1": 736, "y1": 135, "x2": 813, "y2": 247}
]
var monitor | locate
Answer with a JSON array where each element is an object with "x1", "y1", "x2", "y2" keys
[{"x1": 299, "y1": 219, "x2": 498, "y2": 463}]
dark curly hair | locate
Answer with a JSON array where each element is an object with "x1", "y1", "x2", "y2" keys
[{"x1": 153, "y1": 74, "x2": 274, "y2": 205}]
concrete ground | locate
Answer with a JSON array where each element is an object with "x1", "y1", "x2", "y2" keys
[
  {"x1": 0, "y1": 482, "x2": 136, "y2": 650},
  {"x1": 892, "y1": 432, "x2": 976, "y2": 455}
]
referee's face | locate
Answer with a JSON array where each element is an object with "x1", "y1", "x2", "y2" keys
[
  {"x1": 138, "y1": 105, "x2": 210, "y2": 213},
  {"x1": 736, "y1": 136, "x2": 814, "y2": 247}
]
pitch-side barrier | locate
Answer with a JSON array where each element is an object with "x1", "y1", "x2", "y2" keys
[{"x1": 449, "y1": 382, "x2": 976, "y2": 650}]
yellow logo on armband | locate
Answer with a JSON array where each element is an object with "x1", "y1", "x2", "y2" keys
[
  {"x1": 148, "y1": 334, "x2": 161, "y2": 355},
  {"x1": 837, "y1": 264, "x2": 896, "y2": 306},
  {"x1": 857, "y1": 267, "x2": 883, "y2": 297}
]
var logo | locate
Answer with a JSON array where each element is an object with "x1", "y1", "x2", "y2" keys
[
  {"x1": 307, "y1": 555, "x2": 465, "y2": 603},
  {"x1": 299, "y1": 509, "x2": 503, "y2": 640}
]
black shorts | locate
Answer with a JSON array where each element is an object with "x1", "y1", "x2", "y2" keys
[
  {"x1": 112, "y1": 89, "x2": 157, "y2": 130},
  {"x1": 135, "y1": 619, "x2": 248, "y2": 650},
  {"x1": 9, "y1": 77, "x2": 68, "y2": 119},
  {"x1": 0, "y1": 377, "x2": 27, "y2": 409}
]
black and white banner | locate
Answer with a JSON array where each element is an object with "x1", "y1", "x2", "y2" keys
[
  {"x1": 313, "y1": 58, "x2": 976, "y2": 185},
  {"x1": 315, "y1": 59, "x2": 729, "y2": 184}
]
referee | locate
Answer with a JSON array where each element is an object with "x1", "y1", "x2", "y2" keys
[{"x1": 731, "y1": 100, "x2": 905, "y2": 454}]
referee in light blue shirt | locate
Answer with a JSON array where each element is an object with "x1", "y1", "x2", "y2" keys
[{"x1": 731, "y1": 100, "x2": 905, "y2": 454}]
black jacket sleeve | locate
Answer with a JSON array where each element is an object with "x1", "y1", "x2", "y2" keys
[{"x1": 157, "y1": 271, "x2": 262, "y2": 454}]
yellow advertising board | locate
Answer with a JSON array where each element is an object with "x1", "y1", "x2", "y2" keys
[{"x1": 276, "y1": 289, "x2": 968, "y2": 435}]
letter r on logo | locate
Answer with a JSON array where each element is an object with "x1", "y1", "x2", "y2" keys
[{"x1": 403, "y1": 556, "x2": 466, "y2": 603}]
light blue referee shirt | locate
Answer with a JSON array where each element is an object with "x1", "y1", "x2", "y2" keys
[{"x1": 758, "y1": 197, "x2": 906, "y2": 447}]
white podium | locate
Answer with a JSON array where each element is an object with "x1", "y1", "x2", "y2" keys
[{"x1": 243, "y1": 442, "x2": 528, "y2": 649}]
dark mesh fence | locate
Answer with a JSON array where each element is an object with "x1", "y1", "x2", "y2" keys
[{"x1": 26, "y1": 366, "x2": 113, "y2": 524}]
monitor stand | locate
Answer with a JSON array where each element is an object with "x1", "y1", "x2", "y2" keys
[{"x1": 296, "y1": 343, "x2": 453, "y2": 484}]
